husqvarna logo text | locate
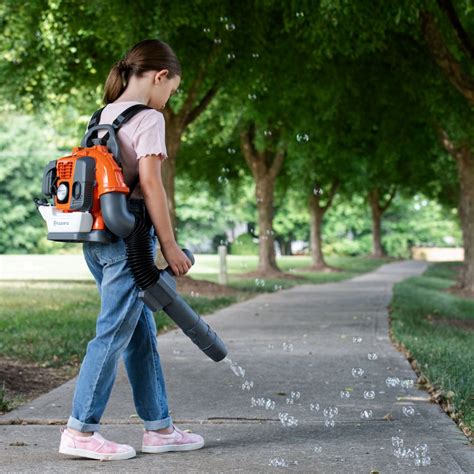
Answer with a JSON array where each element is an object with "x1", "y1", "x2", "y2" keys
[{"x1": 53, "y1": 220, "x2": 69, "y2": 226}]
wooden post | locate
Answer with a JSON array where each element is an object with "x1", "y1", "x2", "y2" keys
[{"x1": 218, "y1": 245, "x2": 228, "y2": 285}]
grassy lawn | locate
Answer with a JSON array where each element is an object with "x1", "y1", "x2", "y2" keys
[
  {"x1": 390, "y1": 262, "x2": 474, "y2": 437},
  {"x1": 193, "y1": 254, "x2": 392, "y2": 290},
  {"x1": 0, "y1": 254, "x2": 392, "y2": 370}
]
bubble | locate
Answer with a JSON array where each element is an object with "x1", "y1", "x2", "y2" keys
[
  {"x1": 340, "y1": 390, "x2": 351, "y2": 399},
  {"x1": 313, "y1": 445, "x2": 322, "y2": 453},
  {"x1": 324, "y1": 419, "x2": 335, "y2": 428},
  {"x1": 264, "y1": 129, "x2": 272, "y2": 137},
  {"x1": 219, "y1": 15, "x2": 228, "y2": 22},
  {"x1": 282, "y1": 342, "x2": 294, "y2": 352},
  {"x1": 352, "y1": 336, "x2": 362, "y2": 343},
  {"x1": 203, "y1": 27, "x2": 211, "y2": 33},
  {"x1": 402, "y1": 405, "x2": 415, "y2": 417},
  {"x1": 227, "y1": 147, "x2": 236, "y2": 154},
  {"x1": 309, "y1": 402, "x2": 320, "y2": 412},
  {"x1": 278, "y1": 412, "x2": 298, "y2": 427},
  {"x1": 221, "y1": 166, "x2": 230, "y2": 173},
  {"x1": 323, "y1": 406, "x2": 338, "y2": 418},
  {"x1": 252, "y1": 52, "x2": 260, "y2": 59},
  {"x1": 414, "y1": 443, "x2": 428, "y2": 457},
  {"x1": 391, "y1": 436, "x2": 404, "y2": 448},
  {"x1": 217, "y1": 175, "x2": 229, "y2": 185},
  {"x1": 360, "y1": 409, "x2": 373, "y2": 419},
  {"x1": 367, "y1": 352, "x2": 378, "y2": 360},
  {"x1": 351, "y1": 367, "x2": 365, "y2": 378},
  {"x1": 363, "y1": 390, "x2": 375, "y2": 400},
  {"x1": 290, "y1": 391, "x2": 301, "y2": 400},
  {"x1": 241, "y1": 380, "x2": 254, "y2": 391},
  {"x1": 400, "y1": 379, "x2": 414, "y2": 389},
  {"x1": 265, "y1": 399, "x2": 275, "y2": 410},
  {"x1": 248, "y1": 93, "x2": 257, "y2": 100},
  {"x1": 268, "y1": 457, "x2": 289, "y2": 467},
  {"x1": 213, "y1": 38, "x2": 222, "y2": 44},
  {"x1": 296, "y1": 11, "x2": 304, "y2": 18},
  {"x1": 296, "y1": 133, "x2": 309, "y2": 143},
  {"x1": 385, "y1": 376, "x2": 400, "y2": 387},
  {"x1": 225, "y1": 23, "x2": 236, "y2": 31},
  {"x1": 227, "y1": 52, "x2": 236, "y2": 60},
  {"x1": 286, "y1": 397, "x2": 294, "y2": 405}
]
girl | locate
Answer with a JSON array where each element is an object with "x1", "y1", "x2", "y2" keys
[{"x1": 59, "y1": 39, "x2": 204, "y2": 461}]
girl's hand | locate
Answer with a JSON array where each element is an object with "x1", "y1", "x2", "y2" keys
[{"x1": 161, "y1": 241, "x2": 193, "y2": 276}]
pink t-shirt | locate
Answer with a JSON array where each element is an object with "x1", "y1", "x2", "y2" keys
[{"x1": 92, "y1": 100, "x2": 168, "y2": 199}]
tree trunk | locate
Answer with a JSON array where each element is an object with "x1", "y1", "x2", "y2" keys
[
  {"x1": 368, "y1": 189, "x2": 385, "y2": 258},
  {"x1": 240, "y1": 124, "x2": 285, "y2": 276},
  {"x1": 456, "y1": 148, "x2": 474, "y2": 293},
  {"x1": 255, "y1": 175, "x2": 279, "y2": 273},
  {"x1": 309, "y1": 194, "x2": 328, "y2": 268}
]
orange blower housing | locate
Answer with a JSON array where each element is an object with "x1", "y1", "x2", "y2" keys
[{"x1": 38, "y1": 145, "x2": 130, "y2": 243}]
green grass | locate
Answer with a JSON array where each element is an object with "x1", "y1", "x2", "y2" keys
[
  {"x1": 0, "y1": 255, "x2": 391, "y2": 368},
  {"x1": 391, "y1": 262, "x2": 474, "y2": 434}
]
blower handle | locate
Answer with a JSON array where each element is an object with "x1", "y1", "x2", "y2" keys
[{"x1": 164, "y1": 248, "x2": 195, "y2": 277}]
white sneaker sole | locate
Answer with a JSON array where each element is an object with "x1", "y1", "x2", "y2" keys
[
  {"x1": 141, "y1": 439, "x2": 205, "y2": 453},
  {"x1": 59, "y1": 444, "x2": 136, "y2": 461}
]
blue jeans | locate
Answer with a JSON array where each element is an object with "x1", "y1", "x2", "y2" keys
[{"x1": 67, "y1": 228, "x2": 172, "y2": 432}]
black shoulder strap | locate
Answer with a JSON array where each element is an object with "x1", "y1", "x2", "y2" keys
[{"x1": 87, "y1": 103, "x2": 153, "y2": 199}]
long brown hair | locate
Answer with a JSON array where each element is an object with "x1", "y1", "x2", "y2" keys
[{"x1": 103, "y1": 39, "x2": 181, "y2": 104}]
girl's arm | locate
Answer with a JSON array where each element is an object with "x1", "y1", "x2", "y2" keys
[{"x1": 138, "y1": 154, "x2": 192, "y2": 276}]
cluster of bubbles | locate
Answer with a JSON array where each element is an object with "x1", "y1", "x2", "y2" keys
[
  {"x1": 340, "y1": 389, "x2": 351, "y2": 399},
  {"x1": 351, "y1": 367, "x2": 365, "y2": 378},
  {"x1": 360, "y1": 409, "x2": 373, "y2": 419},
  {"x1": 392, "y1": 437, "x2": 431, "y2": 466},
  {"x1": 352, "y1": 336, "x2": 363, "y2": 343},
  {"x1": 227, "y1": 52, "x2": 236, "y2": 60},
  {"x1": 363, "y1": 390, "x2": 376, "y2": 400},
  {"x1": 218, "y1": 175, "x2": 229, "y2": 185},
  {"x1": 251, "y1": 397, "x2": 275, "y2": 410},
  {"x1": 268, "y1": 457, "x2": 298, "y2": 467},
  {"x1": 255, "y1": 278, "x2": 266, "y2": 287},
  {"x1": 264, "y1": 129, "x2": 272, "y2": 137},
  {"x1": 227, "y1": 147, "x2": 236, "y2": 154},
  {"x1": 278, "y1": 412, "x2": 299, "y2": 427},
  {"x1": 224, "y1": 357, "x2": 245, "y2": 378},
  {"x1": 402, "y1": 405, "x2": 415, "y2": 417},
  {"x1": 252, "y1": 52, "x2": 260, "y2": 59},
  {"x1": 367, "y1": 352, "x2": 378, "y2": 360},
  {"x1": 248, "y1": 93, "x2": 257, "y2": 100},
  {"x1": 286, "y1": 391, "x2": 301, "y2": 405},
  {"x1": 313, "y1": 187, "x2": 323, "y2": 196},
  {"x1": 323, "y1": 406, "x2": 338, "y2": 428},
  {"x1": 296, "y1": 11, "x2": 304, "y2": 18},
  {"x1": 242, "y1": 380, "x2": 254, "y2": 391},
  {"x1": 309, "y1": 402, "x2": 320, "y2": 412},
  {"x1": 386, "y1": 376, "x2": 400, "y2": 387},
  {"x1": 296, "y1": 132, "x2": 309, "y2": 143},
  {"x1": 282, "y1": 341, "x2": 294, "y2": 352}
]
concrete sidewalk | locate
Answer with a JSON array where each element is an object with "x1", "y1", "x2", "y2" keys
[{"x1": 1, "y1": 261, "x2": 472, "y2": 472}]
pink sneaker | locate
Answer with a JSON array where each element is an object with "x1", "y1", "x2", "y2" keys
[
  {"x1": 59, "y1": 427, "x2": 136, "y2": 461},
  {"x1": 141, "y1": 425, "x2": 204, "y2": 453}
]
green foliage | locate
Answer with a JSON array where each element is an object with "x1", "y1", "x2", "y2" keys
[
  {"x1": 391, "y1": 263, "x2": 474, "y2": 432},
  {"x1": 229, "y1": 233, "x2": 259, "y2": 256}
]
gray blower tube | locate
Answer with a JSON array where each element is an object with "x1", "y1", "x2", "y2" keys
[{"x1": 100, "y1": 192, "x2": 228, "y2": 362}]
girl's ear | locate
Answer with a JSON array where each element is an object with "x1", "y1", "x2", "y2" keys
[{"x1": 154, "y1": 69, "x2": 169, "y2": 84}]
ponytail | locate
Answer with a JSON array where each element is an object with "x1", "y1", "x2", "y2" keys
[{"x1": 103, "y1": 39, "x2": 181, "y2": 104}]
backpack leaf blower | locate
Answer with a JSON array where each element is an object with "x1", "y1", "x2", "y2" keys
[{"x1": 34, "y1": 104, "x2": 227, "y2": 362}]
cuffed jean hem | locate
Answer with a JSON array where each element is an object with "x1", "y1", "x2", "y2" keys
[
  {"x1": 143, "y1": 415, "x2": 173, "y2": 431},
  {"x1": 67, "y1": 415, "x2": 101, "y2": 433}
]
